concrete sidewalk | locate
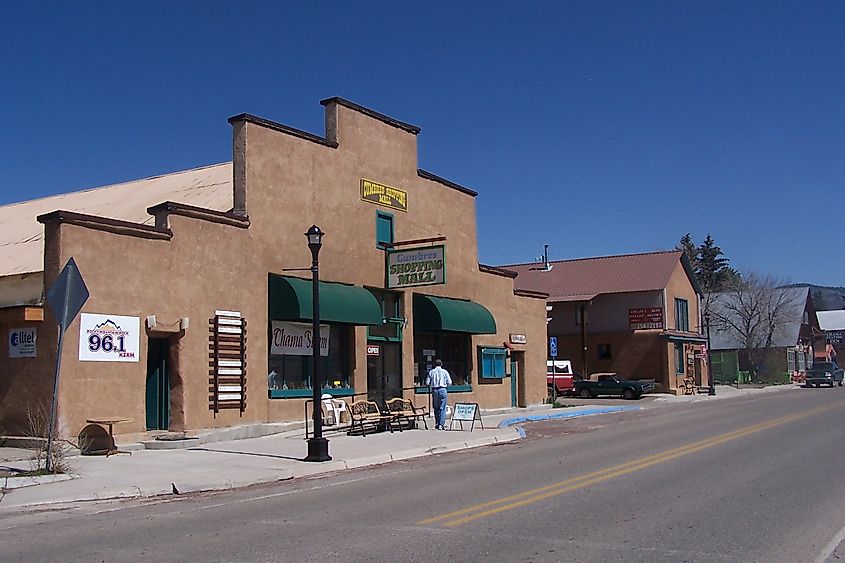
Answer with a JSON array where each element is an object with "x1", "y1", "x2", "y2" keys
[
  {"x1": 0, "y1": 403, "x2": 635, "y2": 510},
  {"x1": 0, "y1": 384, "x2": 798, "y2": 510}
]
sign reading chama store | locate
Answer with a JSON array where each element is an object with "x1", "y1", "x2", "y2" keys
[{"x1": 387, "y1": 246, "x2": 445, "y2": 289}]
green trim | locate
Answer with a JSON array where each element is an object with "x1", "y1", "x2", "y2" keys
[
  {"x1": 479, "y1": 346, "x2": 507, "y2": 379},
  {"x1": 376, "y1": 210, "x2": 395, "y2": 249},
  {"x1": 414, "y1": 384, "x2": 472, "y2": 394},
  {"x1": 269, "y1": 388, "x2": 355, "y2": 399},
  {"x1": 268, "y1": 274, "x2": 382, "y2": 325},
  {"x1": 413, "y1": 293, "x2": 496, "y2": 334}
]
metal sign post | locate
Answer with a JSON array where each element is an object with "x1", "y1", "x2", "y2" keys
[{"x1": 44, "y1": 258, "x2": 89, "y2": 472}]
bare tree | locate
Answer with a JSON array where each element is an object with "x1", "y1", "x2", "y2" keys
[{"x1": 711, "y1": 272, "x2": 802, "y2": 379}]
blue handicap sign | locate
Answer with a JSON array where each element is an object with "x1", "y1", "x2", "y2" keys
[{"x1": 549, "y1": 336, "x2": 558, "y2": 358}]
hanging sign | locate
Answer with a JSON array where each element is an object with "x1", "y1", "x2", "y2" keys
[
  {"x1": 367, "y1": 344, "x2": 380, "y2": 356},
  {"x1": 386, "y1": 246, "x2": 445, "y2": 288},
  {"x1": 78, "y1": 313, "x2": 140, "y2": 362},
  {"x1": 361, "y1": 179, "x2": 407, "y2": 212},
  {"x1": 9, "y1": 328, "x2": 37, "y2": 358},
  {"x1": 270, "y1": 321, "x2": 330, "y2": 356}
]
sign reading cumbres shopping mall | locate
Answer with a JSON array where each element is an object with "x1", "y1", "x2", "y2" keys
[{"x1": 386, "y1": 246, "x2": 445, "y2": 289}]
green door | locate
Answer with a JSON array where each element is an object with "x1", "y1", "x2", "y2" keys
[
  {"x1": 145, "y1": 338, "x2": 170, "y2": 430},
  {"x1": 510, "y1": 361, "x2": 518, "y2": 407}
]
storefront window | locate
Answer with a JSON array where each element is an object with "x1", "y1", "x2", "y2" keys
[
  {"x1": 367, "y1": 289, "x2": 402, "y2": 340},
  {"x1": 674, "y1": 342, "x2": 685, "y2": 375},
  {"x1": 268, "y1": 324, "x2": 351, "y2": 395},
  {"x1": 414, "y1": 332, "x2": 469, "y2": 386}
]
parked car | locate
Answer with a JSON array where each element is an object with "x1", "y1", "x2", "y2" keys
[
  {"x1": 805, "y1": 361, "x2": 844, "y2": 388},
  {"x1": 547, "y1": 360, "x2": 581, "y2": 396},
  {"x1": 574, "y1": 373, "x2": 656, "y2": 400}
]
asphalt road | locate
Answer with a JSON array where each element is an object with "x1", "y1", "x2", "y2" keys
[{"x1": 2, "y1": 387, "x2": 845, "y2": 562}]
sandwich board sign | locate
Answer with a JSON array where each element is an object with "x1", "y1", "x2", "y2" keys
[{"x1": 449, "y1": 402, "x2": 484, "y2": 431}]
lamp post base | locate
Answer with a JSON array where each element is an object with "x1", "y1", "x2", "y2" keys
[
  {"x1": 708, "y1": 386, "x2": 716, "y2": 396},
  {"x1": 305, "y1": 437, "x2": 332, "y2": 462}
]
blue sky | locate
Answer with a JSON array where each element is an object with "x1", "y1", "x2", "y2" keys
[{"x1": 2, "y1": 2, "x2": 843, "y2": 286}]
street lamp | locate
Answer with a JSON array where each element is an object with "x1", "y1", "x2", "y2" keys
[
  {"x1": 704, "y1": 310, "x2": 716, "y2": 396},
  {"x1": 304, "y1": 224, "x2": 331, "y2": 462}
]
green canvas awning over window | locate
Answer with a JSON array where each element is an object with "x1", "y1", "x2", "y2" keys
[
  {"x1": 413, "y1": 294, "x2": 496, "y2": 334},
  {"x1": 268, "y1": 275, "x2": 382, "y2": 325}
]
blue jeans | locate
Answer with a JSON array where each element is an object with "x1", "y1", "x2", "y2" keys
[{"x1": 432, "y1": 388, "x2": 448, "y2": 428}]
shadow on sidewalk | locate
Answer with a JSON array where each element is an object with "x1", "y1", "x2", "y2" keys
[{"x1": 187, "y1": 447, "x2": 304, "y2": 462}]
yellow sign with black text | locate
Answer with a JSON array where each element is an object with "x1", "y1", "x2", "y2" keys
[{"x1": 361, "y1": 179, "x2": 407, "y2": 212}]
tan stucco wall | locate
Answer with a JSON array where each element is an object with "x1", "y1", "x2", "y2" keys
[{"x1": 8, "y1": 100, "x2": 547, "y2": 437}]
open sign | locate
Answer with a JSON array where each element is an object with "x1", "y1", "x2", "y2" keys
[{"x1": 366, "y1": 345, "x2": 380, "y2": 356}]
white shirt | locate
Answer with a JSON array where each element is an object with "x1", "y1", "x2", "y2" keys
[{"x1": 425, "y1": 366, "x2": 452, "y2": 388}]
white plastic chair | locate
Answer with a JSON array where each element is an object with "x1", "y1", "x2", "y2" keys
[{"x1": 321, "y1": 393, "x2": 349, "y2": 427}]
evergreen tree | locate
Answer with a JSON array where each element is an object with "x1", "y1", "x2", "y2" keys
[
  {"x1": 697, "y1": 234, "x2": 731, "y2": 293},
  {"x1": 677, "y1": 233, "x2": 699, "y2": 272}
]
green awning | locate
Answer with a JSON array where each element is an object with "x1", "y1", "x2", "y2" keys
[
  {"x1": 268, "y1": 275, "x2": 382, "y2": 325},
  {"x1": 413, "y1": 294, "x2": 496, "y2": 334}
]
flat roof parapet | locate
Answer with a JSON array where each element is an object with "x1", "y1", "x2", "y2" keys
[{"x1": 320, "y1": 97, "x2": 421, "y2": 135}]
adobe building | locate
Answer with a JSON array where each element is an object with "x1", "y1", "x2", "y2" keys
[
  {"x1": 0, "y1": 97, "x2": 548, "y2": 438},
  {"x1": 502, "y1": 251, "x2": 708, "y2": 394}
]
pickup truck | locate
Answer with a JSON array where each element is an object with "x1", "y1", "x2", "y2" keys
[
  {"x1": 547, "y1": 360, "x2": 579, "y2": 396},
  {"x1": 805, "y1": 361, "x2": 844, "y2": 388},
  {"x1": 574, "y1": 373, "x2": 656, "y2": 400}
]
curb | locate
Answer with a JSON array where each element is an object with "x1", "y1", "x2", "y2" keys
[{"x1": 497, "y1": 405, "x2": 641, "y2": 428}]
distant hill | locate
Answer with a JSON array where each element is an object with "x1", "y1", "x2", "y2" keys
[{"x1": 790, "y1": 284, "x2": 845, "y2": 311}]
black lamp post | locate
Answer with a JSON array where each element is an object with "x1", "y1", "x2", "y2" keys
[
  {"x1": 704, "y1": 310, "x2": 716, "y2": 396},
  {"x1": 305, "y1": 224, "x2": 331, "y2": 462}
]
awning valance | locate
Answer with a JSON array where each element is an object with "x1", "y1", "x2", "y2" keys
[
  {"x1": 660, "y1": 330, "x2": 707, "y2": 343},
  {"x1": 268, "y1": 275, "x2": 382, "y2": 325},
  {"x1": 413, "y1": 294, "x2": 496, "y2": 334}
]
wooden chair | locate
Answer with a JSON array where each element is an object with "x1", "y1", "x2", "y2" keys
[
  {"x1": 347, "y1": 400, "x2": 392, "y2": 436},
  {"x1": 385, "y1": 398, "x2": 429, "y2": 430}
]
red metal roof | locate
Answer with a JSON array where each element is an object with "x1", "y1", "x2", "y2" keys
[{"x1": 502, "y1": 250, "x2": 687, "y2": 302}]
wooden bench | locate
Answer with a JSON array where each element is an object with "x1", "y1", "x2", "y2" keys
[
  {"x1": 347, "y1": 400, "x2": 392, "y2": 436},
  {"x1": 385, "y1": 398, "x2": 429, "y2": 430}
]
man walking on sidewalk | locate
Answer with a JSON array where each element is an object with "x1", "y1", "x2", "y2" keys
[{"x1": 426, "y1": 359, "x2": 452, "y2": 430}]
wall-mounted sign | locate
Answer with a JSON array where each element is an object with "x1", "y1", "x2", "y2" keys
[
  {"x1": 9, "y1": 328, "x2": 36, "y2": 358},
  {"x1": 629, "y1": 307, "x2": 664, "y2": 330},
  {"x1": 386, "y1": 245, "x2": 445, "y2": 288},
  {"x1": 78, "y1": 313, "x2": 140, "y2": 362},
  {"x1": 270, "y1": 321, "x2": 329, "y2": 356},
  {"x1": 827, "y1": 331, "x2": 843, "y2": 345},
  {"x1": 361, "y1": 179, "x2": 407, "y2": 212},
  {"x1": 367, "y1": 344, "x2": 380, "y2": 356},
  {"x1": 509, "y1": 333, "x2": 527, "y2": 345},
  {"x1": 209, "y1": 310, "x2": 247, "y2": 414}
]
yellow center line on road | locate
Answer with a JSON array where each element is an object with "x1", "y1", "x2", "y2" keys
[{"x1": 417, "y1": 401, "x2": 843, "y2": 528}]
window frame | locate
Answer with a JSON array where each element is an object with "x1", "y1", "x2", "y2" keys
[
  {"x1": 674, "y1": 342, "x2": 685, "y2": 375},
  {"x1": 376, "y1": 211, "x2": 394, "y2": 250},
  {"x1": 479, "y1": 347, "x2": 507, "y2": 379},
  {"x1": 674, "y1": 298, "x2": 689, "y2": 332}
]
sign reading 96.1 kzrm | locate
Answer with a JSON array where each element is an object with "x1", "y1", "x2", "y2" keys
[
  {"x1": 78, "y1": 313, "x2": 140, "y2": 362},
  {"x1": 386, "y1": 246, "x2": 445, "y2": 289}
]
